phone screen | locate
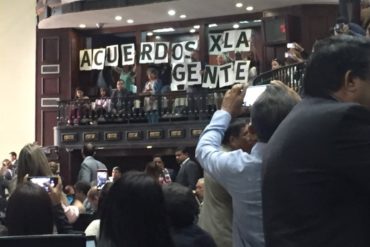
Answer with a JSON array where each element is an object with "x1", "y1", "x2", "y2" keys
[
  {"x1": 287, "y1": 43, "x2": 295, "y2": 49},
  {"x1": 28, "y1": 176, "x2": 58, "y2": 192},
  {"x1": 97, "y1": 170, "x2": 108, "y2": 190},
  {"x1": 243, "y1": 85, "x2": 268, "y2": 107}
]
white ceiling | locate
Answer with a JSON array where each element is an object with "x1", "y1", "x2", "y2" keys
[{"x1": 38, "y1": 0, "x2": 338, "y2": 29}]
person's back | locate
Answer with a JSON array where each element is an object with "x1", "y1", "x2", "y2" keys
[
  {"x1": 78, "y1": 143, "x2": 107, "y2": 184},
  {"x1": 198, "y1": 173, "x2": 232, "y2": 247},
  {"x1": 162, "y1": 183, "x2": 216, "y2": 247},
  {"x1": 196, "y1": 81, "x2": 300, "y2": 247},
  {"x1": 262, "y1": 35, "x2": 370, "y2": 247}
]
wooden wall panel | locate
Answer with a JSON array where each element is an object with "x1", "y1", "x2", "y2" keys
[
  {"x1": 41, "y1": 110, "x2": 57, "y2": 146},
  {"x1": 41, "y1": 77, "x2": 60, "y2": 95},
  {"x1": 41, "y1": 36, "x2": 60, "y2": 63},
  {"x1": 36, "y1": 29, "x2": 83, "y2": 147}
]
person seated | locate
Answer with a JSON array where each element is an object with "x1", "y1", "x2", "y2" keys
[
  {"x1": 98, "y1": 172, "x2": 174, "y2": 247},
  {"x1": 74, "y1": 181, "x2": 92, "y2": 214},
  {"x1": 115, "y1": 65, "x2": 136, "y2": 93},
  {"x1": 4, "y1": 181, "x2": 74, "y2": 236},
  {"x1": 271, "y1": 58, "x2": 283, "y2": 70},
  {"x1": 94, "y1": 87, "x2": 111, "y2": 120},
  {"x1": 111, "y1": 166, "x2": 122, "y2": 182},
  {"x1": 162, "y1": 183, "x2": 216, "y2": 247},
  {"x1": 85, "y1": 182, "x2": 113, "y2": 240},
  {"x1": 68, "y1": 87, "x2": 90, "y2": 125},
  {"x1": 111, "y1": 80, "x2": 131, "y2": 116}
]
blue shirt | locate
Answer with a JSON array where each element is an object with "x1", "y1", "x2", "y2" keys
[{"x1": 196, "y1": 110, "x2": 265, "y2": 247}]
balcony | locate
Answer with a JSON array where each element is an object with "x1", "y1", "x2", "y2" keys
[{"x1": 54, "y1": 89, "x2": 227, "y2": 150}]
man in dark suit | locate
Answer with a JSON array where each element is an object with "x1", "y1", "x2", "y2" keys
[
  {"x1": 262, "y1": 35, "x2": 370, "y2": 247},
  {"x1": 175, "y1": 146, "x2": 202, "y2": 190},
  {"x1": 78, "y1": 143, "x2": 107, "y2": 185}
]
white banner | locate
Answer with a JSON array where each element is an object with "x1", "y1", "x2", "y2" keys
[
  {"x1": 105, "y1": 45, "x2": 119, "y2": 67},
  {"x1": 121, "y1": 44, "x2": 135, "y2": 65}
]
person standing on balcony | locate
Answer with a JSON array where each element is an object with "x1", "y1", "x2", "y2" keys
[{"x1": 142, "y1": 67, "x2": 162, "y2": 123}]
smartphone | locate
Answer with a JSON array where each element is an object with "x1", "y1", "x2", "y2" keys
[
  {"x1": 28, "y1": 176, "x2": 58, "y2": 192},
  {"x1": 97, "y1": 169, "x2": 108, "y2": 190},
  {"x1": 287, "y1": 43, "x2": 295, "y2": 49},
  {"x1": 243, "y1": 85, "x2": 268, "y2": 107}
]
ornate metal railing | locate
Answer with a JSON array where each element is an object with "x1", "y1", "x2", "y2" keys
[
  {"x1": 57, "y1": 89, "x2": 228, "y2": 126},
  {"x1": 252, "y1": 62, "x2": 305, "y2": 92}
]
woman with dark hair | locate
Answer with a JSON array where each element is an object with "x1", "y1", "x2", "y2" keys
[
  {"x1": 15, "y1": 143, "x2": 80, "y2": 225},
  {"x1": 98, "y1": 171, "x2": 174, "y2": 247},
  {"x1": 17, "y1": 143, "x2": 52, "y2": 185},
  {"x1": 6, "y1": 182, "x2": 54, "y2": 235},
  {"x1": 5, "y1": 181, "x2": 74, "y2": 236}
]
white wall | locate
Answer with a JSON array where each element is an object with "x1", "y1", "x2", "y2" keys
[{"x1": 0, "y1": 1, "x2": 36, "y2": 158}]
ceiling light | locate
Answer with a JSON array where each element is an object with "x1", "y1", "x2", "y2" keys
[
  {"x1": 239, "y1": 20, "x2": 250, "y2": 24},
  {"x1": 79, "y1": 24, "x2": 86, "y2": 28},
  {"x1": 246, "y1": 6, "x2": 254, "y2": 11},
  {"x1": 180, "y1": 14, "x2": 187, "y2": 19},
  {"x1": 168, "y1": 9, "x2": 176, "y2": 16},
  {"x1": 146, "y1": 145, "x2": 153, "y2": 149},
  {"x1": 190, "y1": 28, "x2": 196, "y2": 33},
  {"x1": 209, "y1": 23, "x2": 218, "y2": 28},
  {"x1": 194, "y1": 25, "x2": 200, "y2": 29},
  {"x1": 235, "y1": 3, "x2": 243, "y2": 8},
  {"x1": 155, "y1": 36, "x2": 161, "y2": 40},
  {"x1": 147, "y1": 32, "x2": 153, "y2": 36},
  {"x1": 253, "y1": 19, "x2": 261, "y2": 22},
  {"x1": 233, "y1": 23, "x2": 240, "y2": 29},
  {"x1": 115, "y1": 15, "x2": 122, "y2": 21},
  {"x1": 153, "y1": 27, "x2": 175, "y2": 33},
  {"x1": 127, "y1": 19, "x2": 134, "y2": 24}
]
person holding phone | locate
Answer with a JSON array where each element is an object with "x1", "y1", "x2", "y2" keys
[
  {"x1": 16, "y1": 143, "x2": 81, "y2": 225},
  {"x1": 5, "y1": 179, "x2": 74, "y2": 235},
  {"x1": 196, "y1": 81, "x2": 300, "y2": 247}
]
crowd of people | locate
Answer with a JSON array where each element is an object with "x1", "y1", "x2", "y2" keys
[{"x1": 4, "y1": 17, "x2": 370, "y2": 247}]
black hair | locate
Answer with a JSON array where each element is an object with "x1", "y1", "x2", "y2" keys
[
  {"x1": 98, "y1": 171, "x2": 173, "y2": 247},
  {"x1": 251, "y1": 83, "x2": 300, "y2": 142},
  {"x1": 97, "y1": 182, "x2": 113, "y2": 218},
  {"x1": 222, "y1": 119, "x2": 247, "y2": 145},
  {"x1": 74, "y1": 181, "x2": 91, "y2": 195},
  {"x1": 162, "y1": 183, "x2": 199, "y2": 228},
  {"x1": 82, "y1": 143, "x2": 95, "y2": 157},
  {"x1": 175, "y1": 146, "x2": 190, "y2": 155},
  {"x1": 9, "y1": 152, "x2": 16, "y2": 157},
  {"x1": 6, "y1": 182, "x2": 53, "y2": 235},
  {"x1": 303, "y1": 35, "x2": 370, "y2": 97}
]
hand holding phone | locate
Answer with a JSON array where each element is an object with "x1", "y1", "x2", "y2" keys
[
  {"x1": 243, "y1": 85, "x2": 268, "y2": 107},
  {"x1": 97, "y1": 169, "x2": 108, "y2": 190},
  {"x1": 28, "y1": 176, "x2": 58, "y2": 192}
]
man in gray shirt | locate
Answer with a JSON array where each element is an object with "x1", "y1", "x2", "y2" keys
[{"x1": 78, "y1": 143, "x2": 107, "y2": 184}]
